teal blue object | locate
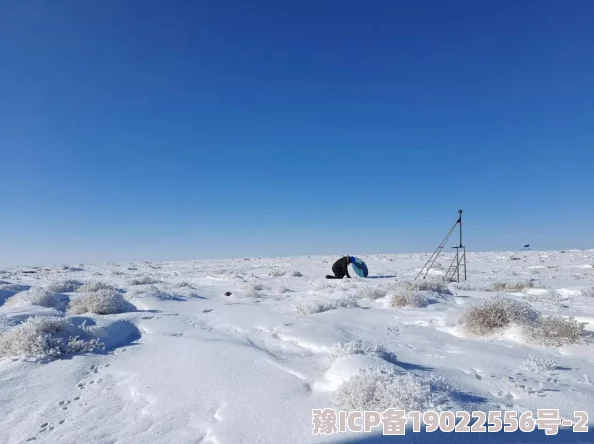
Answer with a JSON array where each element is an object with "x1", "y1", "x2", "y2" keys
[{"x1": 351, "y1": 257, "x2": 369, "y2": 278}]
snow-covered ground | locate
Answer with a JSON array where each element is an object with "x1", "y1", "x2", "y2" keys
[{"x1": 1, "y1": 250, "x2": 593, "y2": 444}]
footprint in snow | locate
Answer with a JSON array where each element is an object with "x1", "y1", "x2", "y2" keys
[{"x1": 385, "y1": 327, "x2": 400, "y2": 336}]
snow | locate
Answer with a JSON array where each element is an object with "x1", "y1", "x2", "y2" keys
[{"x1": 0, "y1": 250, "x2": 593, "y2": 443}]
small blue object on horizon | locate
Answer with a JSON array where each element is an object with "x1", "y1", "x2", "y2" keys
[{"x1": 351, "y1": 257, "x2": 369, "y2": 278}]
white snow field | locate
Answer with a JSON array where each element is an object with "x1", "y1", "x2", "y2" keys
[{"x1": 1, "y1": 250, "x2": 593, "y2": 444}]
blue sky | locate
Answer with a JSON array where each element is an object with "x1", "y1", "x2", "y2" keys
[{"x1": 1, "y1": 0, "x2": 593, "y2": 267}]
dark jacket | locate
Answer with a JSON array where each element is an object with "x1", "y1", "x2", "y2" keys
[{"x1": 332, "y1": 256, "x2": 351, "y2": 278}]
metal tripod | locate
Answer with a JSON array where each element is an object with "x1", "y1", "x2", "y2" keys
[{"x1": 415, "y1": 210, "x2": 467, "y2": 283}]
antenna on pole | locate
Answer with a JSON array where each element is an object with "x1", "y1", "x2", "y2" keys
[{"x1": 415, "y1": 209, "x2": 467, "y2": 283}]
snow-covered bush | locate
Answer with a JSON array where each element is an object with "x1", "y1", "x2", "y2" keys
[
  {"x1": 122, "y1": 285, "x2": 185, "y2": 301},
  {"x1": 523, "y1": 316, "x2": 586, "y2": 346},
  {"x1": 458, "y1": 296, "x2": 540, "y2": 336},
  {"x1": 294, "y1": 296, "x2": 358, "y2": 315},
  {"x1": 311, "y1": 282, "x2": 332, "y2": 293},
  {"x1": 357, "y1": 286, "x2": 387, "y2": 300},
  {"x1": 152, "y1": 292, "x2": 183, "y2": 301},
  {"x1": 4, "y1": 288, "x2": 65, "y2": 310},
  {"x1": 389, "y1": 288, "x2": 429, "y2": 308},
  {"x1": 268, "y1": 269, "x2": 285, "y2": 277},
  {"x1": 403, "y1": 279, "x2": 452, "y2": 295},
  {"x1": 279, "y1": 286, "x2": 293, "y2": 294},
  {"x1": 68, "y1": 290, "x2": 134, "y2": 315},
  {"x1": 177, "y1": 290, "x2": 201, "y2": 299},
  {"x1": 0, "y1": 315, "x2": 18, "y2": 333},
  {"x1": 490, "y1": 280, "x2": 534, "y2": 292},
  {"x1": 521, "y1": 356, "x2": 558, "y2": 373},
  {"x1": 332, "y1": 368, "x2": 443, "y2": 412},
  {"x1": 237, "y1": 283, "x2": 268, "y2": 299},
  {"x1": 77, "y1": 281, "x2": 117, "y2": 293},
  {"x1": 581, "y1": 287, "x2": 594, "y2": 298},
  {"x1": 0, "y1": 316, "x2": 103, "y2": 361},
  {"x1": 546, "y1": 289, "x2": 564, "y2": 301},
  {"x1": 432, "y1": 262, "x2": 445, "y2": 270},
  {"x1": 453, "y1": 282, "x2": 487, "y2": 292},
  {"x1": 146, "y1": 286, "x2": 185, "y2": 301},
  {"x1": 330, "y1": 340, "x2": 395, "y2": 364},
  {"x1": 46, "y1": 279, "x2": 83, "y2": 293},
  {"x1": 128, "y1": 276, "x2": 161, "y2": 286}
]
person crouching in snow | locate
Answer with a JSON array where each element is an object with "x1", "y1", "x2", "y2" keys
[{"x1": 326, "y1": 256, "x2": 355, "y2": 279}]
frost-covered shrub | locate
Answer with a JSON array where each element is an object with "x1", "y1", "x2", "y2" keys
[
  {"x1": 178, "y1": 290, "x2": 201, "y2": 299},
  {"x1": 78, "y1": 281, "x2": 117, "y2": 293},
  {"x1": 458, "y1": 296, "x2": 540, "y2": 336},
  {"x1": 125, "y1": 285, "x2": 185, "y2": 301},
  {"x1": 389, "y1": 288, "x2": 429, "y2": 308},
  {"x1": 490, "y1": 280, "x2": 534, "y2": 292},
  {"x1": 128, "y1": 276, "x2": 161, "y2": 286},
  {"x1": 0, "y1": 315, "x2": 17, "y2": 327},
  {"x1": 523, "y1": 316, "x2": 586, "y2": 346},
  {"x1": 403, "y1": 279, "x2": 452, "y2": 295},
  {"x1": 581, "y1": 287, "x2": 594, "y2": 298},
  {"x1": 311, "y1": 282, "x2": 334, "y2": 294},
  {"x1": 4, "y1": 288, "x2": 64, "y2": 310},
  {"x1": 237, "y1": 284, "x2": 268, "y2": 299},
  {"x1": 0, "y1": 316, "x2": 103, "y2": 361},
  {"x1": 294, "y1": 296, "x2": 358, "y2": 315},
  {"x1": 149, "y1": 288, "x2": 185, "y2": 301},
  {"x1": 330, "y1": 340, "x2": 395, "y2": 364},
  {"x1": 521, "y1": 356, "x2": 558, "y2": 373},
  {"x1": 0, "y1": 315, "x2": 18, "y2": 334},
  {"x1": 152, "y1": 292, "x2": 183, "y2": 301},
  {"x1": 68, "y1": 290, "x2": 134, "y2": 315},
  {"x1": 332, "y1": 368, "x2": 445, "y2": 412},
  {"x1": 357, "y1": 286, "x2": 387, "y2": 300},
  {"x1": 279, "y1": 286, "x2": 293, "y2": 294},
  {"x1": 268, "y1": 269, "x2": 285, "y2": 277},
  {"x1": 453, "y1": 282, "x2": 487, "y2": 292},
  {"x1": 46, "y1": 279, "x2": 83, "y2": 293}
]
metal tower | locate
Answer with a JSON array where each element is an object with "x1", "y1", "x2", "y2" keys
[{"x1": 415, "y1": 210, "x2": 467, "y2": 283}]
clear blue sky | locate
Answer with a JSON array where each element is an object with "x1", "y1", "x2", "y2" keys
[{"x1": 1, "y1": 0, "x2": 593, "y2": 267}]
